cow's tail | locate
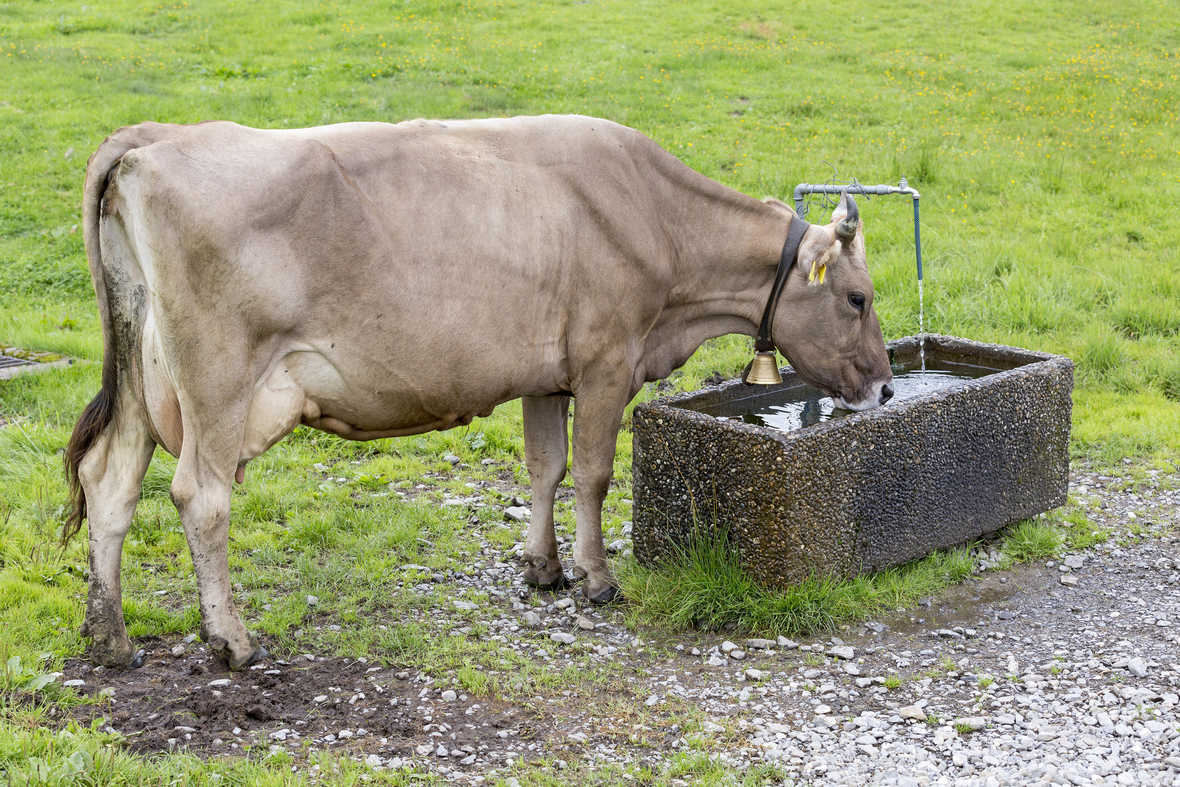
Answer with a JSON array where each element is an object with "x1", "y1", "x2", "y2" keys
[{"x1": 62, "y1": 124, "x2": 165, "y2": 548}]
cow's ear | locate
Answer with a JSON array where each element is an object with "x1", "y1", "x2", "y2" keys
[
  {"x1": 806, "y1": 244, "x2": 838, "y2": 287},
  {"x1": 831, "y1": 191, "x2": 859, "y2": 241}
]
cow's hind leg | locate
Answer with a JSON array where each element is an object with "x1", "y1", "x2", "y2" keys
[
  {"x1": 78, "y1": 406, "x2": 155, "y2": 667},
  {"x1": 520, "y1": 395, "x2": 571, "y2": 589},
  {"x1": 170, "y1": 423, "x2": 265, "y2": 670}
]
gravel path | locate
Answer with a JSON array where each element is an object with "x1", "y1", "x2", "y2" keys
[
  {"x1": 57, "y1": 462, "x2": 1179, "y2": 786},
  {"x1": 691, "y1": 462, "x2": 1180, "y2": 787}
]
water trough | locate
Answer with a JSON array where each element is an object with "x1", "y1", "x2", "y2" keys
[{"x1": 631, "y1": 335, "x2": 1074, "y2": 590}]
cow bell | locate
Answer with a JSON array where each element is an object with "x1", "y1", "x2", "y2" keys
[{"x1": 744, "y1": 351, "x2": 783, "y2": 385}]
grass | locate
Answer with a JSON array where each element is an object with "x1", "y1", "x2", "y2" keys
[
  {"x1": 1000, "y1": 520, "x2": 1064, "y2": 563},
  {"x1": 1, "y1": 0, "x2": 1179, "y2": 782},
  {"x1": 981, "y1": 501, "x2": 1115, "y2": 568},
  {"x1": 620, "y1": 526, "x2": 975, "y2": 637},
  {"x1": 1060, "y1": 508, "x2": 1111, "y2": 550},
  {"x1": 0, "y1": 716, "x2": 454, "y2": 786}
]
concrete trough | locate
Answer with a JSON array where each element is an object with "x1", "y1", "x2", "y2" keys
[{"x1": 631, "y1": 335, "x2": 1074, "y2": 590}]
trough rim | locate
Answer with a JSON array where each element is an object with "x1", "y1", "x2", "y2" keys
[{"x1": 634, "y1": 334, "x2": 1075, "y2": 443}]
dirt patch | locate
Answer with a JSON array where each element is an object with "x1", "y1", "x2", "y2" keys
[{"x1": 59, "y1": 637, "x2": 554, "y2": 769}]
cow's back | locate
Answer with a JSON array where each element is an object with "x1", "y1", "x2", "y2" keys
[{"x1": 120, "y1": 116, "x2": 673, "y2": 321}]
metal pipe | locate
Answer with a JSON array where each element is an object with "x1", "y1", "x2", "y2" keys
[
  {"x1": 792, "y1": 182, "x2": 921, "y2": 211},
  {"x1": 793, "y1": 178, "x2": 923, "y2": 282}
]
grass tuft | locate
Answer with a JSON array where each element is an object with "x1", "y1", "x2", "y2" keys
[
  {"x1": 1001, "y1": 520, "x2": 1063, "y2": 562},
  {"x1": 1111, "y1": 299, "x2": 1180, "y2": 340},
  {"x1": 620, "y1": 527, "x2": 974, "y2": 637},
  {"x1": 1077, "y1": 324, "x2": 1127, "y2": 381},
  {"x1": 1060, "y1": 509, "x2": 1110, "y2": 550}
]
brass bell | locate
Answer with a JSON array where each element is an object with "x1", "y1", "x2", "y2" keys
[{"x1": 744, "y1": 351, "x2": 783, "y2": 385}]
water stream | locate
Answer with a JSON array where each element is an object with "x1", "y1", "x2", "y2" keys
[{"x1": 918, "y1": 279, "x2": 926, "y2": 371}]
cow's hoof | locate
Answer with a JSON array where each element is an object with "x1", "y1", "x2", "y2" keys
[
  {"x1": 88, "y1": 637, "x2": 141, "y2": 669},
  {"x1": 523, "y1": 564, "x2": 571, "y2": 591},
  {"x1": 229, "y1": 644, "x2": 269, "y2": 671},
  {"x1": 583, "y1": 580, "x2": 622, "y2": 605},
  {"x1": 204, "y1": 632, "x2": 267, "y2": 671},
  {"x1": 522, "y1": 554, "x2": 569, "y2": 590}
]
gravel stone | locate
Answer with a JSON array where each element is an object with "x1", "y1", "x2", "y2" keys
[{"x1": 503, "y1": 506, "x2": 530, "y2": 522}]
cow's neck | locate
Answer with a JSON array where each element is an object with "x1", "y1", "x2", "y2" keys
[{"x1": 641, "y1": 160, "x2": 795, "y2": 383}]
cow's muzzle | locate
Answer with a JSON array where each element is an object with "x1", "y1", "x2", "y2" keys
[{"x1": 834, "y1": 379, "x2": 893, "y2": 411}]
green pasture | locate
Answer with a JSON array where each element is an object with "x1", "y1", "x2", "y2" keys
[{"x1": 2, "y1": 0, "x2": 1179, "y2": 782}]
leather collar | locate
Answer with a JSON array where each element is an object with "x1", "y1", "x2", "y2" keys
[{"x1": 753, "y1": 214, "x2": 810, "y2": 353}]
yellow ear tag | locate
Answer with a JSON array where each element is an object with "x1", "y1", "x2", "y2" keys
[{"x1": 808, "y1": 260, "x2": 827, "y2": 285}]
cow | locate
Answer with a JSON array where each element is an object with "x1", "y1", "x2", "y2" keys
[{"x1": 64, "y1": 115, "x2": 893, "y2": 670}]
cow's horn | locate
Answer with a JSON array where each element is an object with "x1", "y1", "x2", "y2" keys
[{"x1": 835, "y1": 193, "x2": 859, "y2": 240}]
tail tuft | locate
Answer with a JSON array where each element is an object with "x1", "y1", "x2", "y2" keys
[{"x1": 62, "y1": 370, "x2": 116, "y2": 547}]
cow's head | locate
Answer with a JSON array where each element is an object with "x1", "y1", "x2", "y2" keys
[{"x1": 769, "y1": 192, "x2": 893, "y2": 411}]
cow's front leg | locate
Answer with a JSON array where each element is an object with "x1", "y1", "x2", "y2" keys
[
  {"x1": 171, "y1": 447, "x2": 265, "y2": 671},
  {"x1": 520, "y1": 395, "x2": 571, "y2": 589},
  {"x1": 77, "y1": 410, "x2": 155, "y2": 668},
  {"x1": 569, "y1": 385, "x2": 628, "y2": 604}
]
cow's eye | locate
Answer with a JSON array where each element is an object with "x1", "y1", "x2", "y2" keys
[{"x1": 849, "y1": 293, "x2": 866, "y2": 312}]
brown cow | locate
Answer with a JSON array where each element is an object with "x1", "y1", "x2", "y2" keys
[{"x1": 65, "y1": 116, "x2": 892, "y2": 669}]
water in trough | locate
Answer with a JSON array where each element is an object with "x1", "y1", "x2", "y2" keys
[{"x1": 697, "y1": 359, "x2": 996, "y2": 433}]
